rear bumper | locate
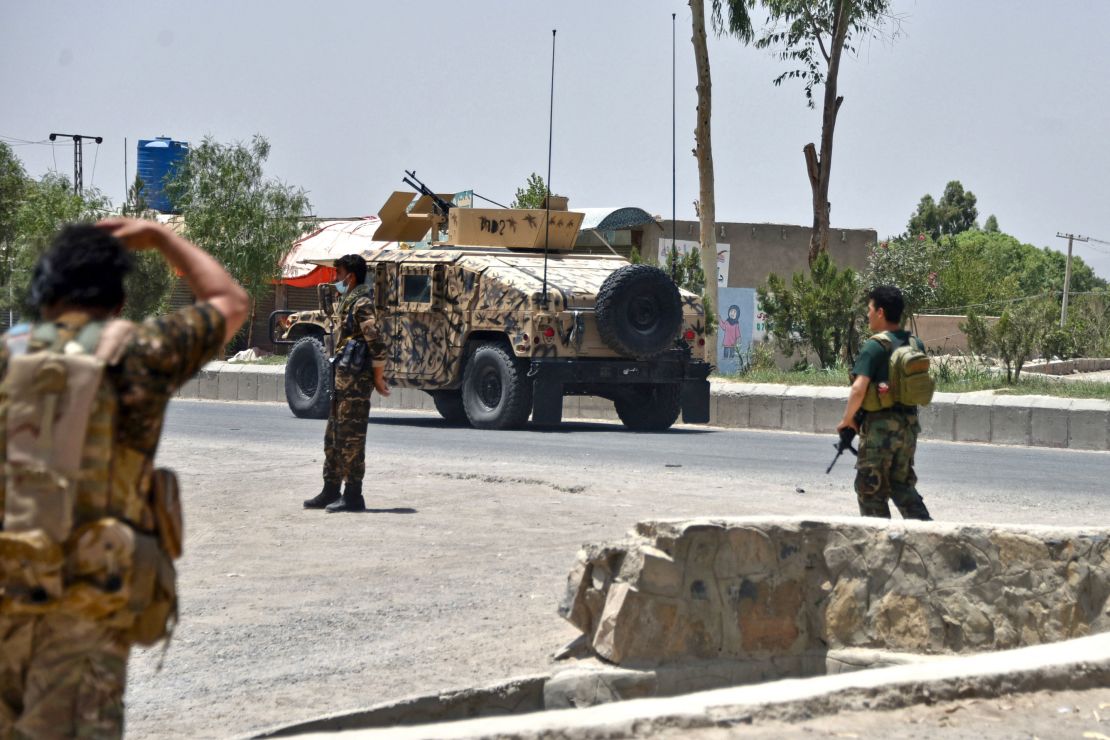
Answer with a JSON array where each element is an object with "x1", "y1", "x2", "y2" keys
[{"x1": 530, "y1": 355, "x2": 712, "y2": 425}]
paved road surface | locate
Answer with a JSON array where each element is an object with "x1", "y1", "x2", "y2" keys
[{"x1": 119, "y1": 401, "x2": 1110, "y2": 739}]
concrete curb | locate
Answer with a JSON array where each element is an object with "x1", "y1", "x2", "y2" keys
[
  {"x1": 185, "y1": 363, "x2": 1110, "y2": 451},
  {"x1": 281, "y1": 632, "x2": 1110, "y2": 739}
]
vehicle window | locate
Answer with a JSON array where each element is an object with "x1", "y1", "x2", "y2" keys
[{"x1": 402, "y1": 274, "x2": 431, "y2": 303}]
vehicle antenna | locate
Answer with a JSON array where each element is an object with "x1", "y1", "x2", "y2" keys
[
  {"x1": 671, "y1": 12, "x2": 677, "y2": 280},
  {"x1": 542, "y1": 28, "x2": 556, "y2": 309},
  {"x1": 471, "y1": 191, "x2": 510, "y2": 209}
]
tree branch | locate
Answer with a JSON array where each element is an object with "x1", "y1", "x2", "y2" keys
[{"x1": 801, "y1": 4, "x2": 831, "y2": 63}]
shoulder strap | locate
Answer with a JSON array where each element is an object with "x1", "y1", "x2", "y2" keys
[{"x1": 95, "y1": 320, "x2": 137, "y2": 365}]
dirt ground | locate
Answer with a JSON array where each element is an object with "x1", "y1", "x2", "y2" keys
[{"x1": 121, "y1": 402, "x2": 1110, "y2": 739}]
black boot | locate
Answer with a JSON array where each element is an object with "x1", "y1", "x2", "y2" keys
[
  {"x1": 326, "y1": 481, "x2": 366, "y2": 513},
  {"x1": 304, "y1": 481, "x2": 341, "y2": 509}
]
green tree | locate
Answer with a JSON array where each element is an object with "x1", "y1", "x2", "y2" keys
[
  {"x1": 907, "y1": 180, "x2": 978, "y2": 240},
  {"x1": 0, "y1": 143, "x2": 28, "y2": 318},
  {"x1": 757, "y1": 251, "x2": 860, "y2": 368},
  {"x1": 983, "y1": 214, "x2": 999, "y2": 233},
  {"x1": 0, "y1": 143, "x2": 26, "y2": 251},
  {"x1": 166, "y1": 135, "x2": 311, "y2": 345},
  {"x1": 119, "y1": 176, "x2": 174, "y2": 320},
  {"x1": 934, "y1": 230, "x2": 1105, "y2": 313},
  {"x1": 717, "y1": 0, "x2": 896, "y2": 265},
  {"x1": 511, "y1": 173, "x2": 549, "y2": 209},
  {"x1": 4, "y1": 172, "x2": 111, "y2": 321},
  {"x1": 862, "y1": 234, "x2": 946, "y2": 325}
]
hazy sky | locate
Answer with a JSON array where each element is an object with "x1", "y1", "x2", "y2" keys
[{"x1": 3, "y1": 1, "x2": 1109, "y2": 278}]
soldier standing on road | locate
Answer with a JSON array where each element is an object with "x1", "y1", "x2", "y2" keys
[
  {"x1": 303, "y1": 254, "x2": 390, "y2": 513},
  {"x1": 836, "y1": 285, "x2": 932, "y2": 520},
  {"x1": 0, "y1": 218, "x2": 248, "y2": 738}
]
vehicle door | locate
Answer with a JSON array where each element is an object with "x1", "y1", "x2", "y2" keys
[
  {"x1": 394, "y1": 264, "x2": 449, "y2": 382},
  {"x1": 375, "y1": 262, "x2": 403, "y2": 379}
]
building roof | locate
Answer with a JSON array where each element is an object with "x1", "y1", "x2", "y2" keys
[
  {"x1": 280, "y1": 217, "x2": 395, "y2": 286},
  {"x1": 573, "y1": 207, "x2": 658, "y2": 232}
]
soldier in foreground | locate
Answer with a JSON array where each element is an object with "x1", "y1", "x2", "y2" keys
[
  {"x1": 836, "y1": 285, "x2": 932, "y2": 520},
  {"x1": 303, "y1": 254, "x2": 389, "y2": 513},
  {"x1": 0, "y1": 218, "x2": 247, "y2": 737}
]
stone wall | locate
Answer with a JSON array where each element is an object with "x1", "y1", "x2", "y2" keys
[{"x1": 559, "y1": 517, "x2": 1110, "y2": 666}]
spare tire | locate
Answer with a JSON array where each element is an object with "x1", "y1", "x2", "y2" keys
[
  {"x1": 595, "y1": 264, "x2": 683, "y2": 359},
  {"x1": 285, "y1": 336, "x2": 332, "y2": 419}
]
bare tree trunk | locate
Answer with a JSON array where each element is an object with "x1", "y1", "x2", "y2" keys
[
  {"x1": 690, "y1": 0, "x2": 718, "y2": 362},
  {"x1": 805, "y1": 0, "x2": 850, "y2": 267}
]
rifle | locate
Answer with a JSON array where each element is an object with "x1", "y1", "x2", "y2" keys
[
  {"x1": 826, "y1": 411, "x2": 863, "y2": 474},
  {"x1": 402, "y1": 170, "x2": 454, "y2": 219}
]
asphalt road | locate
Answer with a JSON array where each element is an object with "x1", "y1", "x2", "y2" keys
[
  {"x1": 119, "y1": 400, "x2": 1110, "y2": 739},
  {"x1": 164, "y1": 400, "x2": 1110, "y2": 524}
]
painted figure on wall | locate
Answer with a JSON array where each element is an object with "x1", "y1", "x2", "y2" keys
[{"x1": 720, "y1": 304, "x2": 742, "y2": 358}]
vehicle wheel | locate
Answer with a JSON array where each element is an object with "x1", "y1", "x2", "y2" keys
[
  {"x1": 430, "y1": 390, "x2": 468, "y2": 425},
  {"x1": 461, "y1": 343, "x2": 533, "y2": 430},
  {"x1": 595, "y1": 264, "x2": 683, "y2": 359},
  {"x1": 614, "y1": 384, "x2": 681, "y2": 431},
  {"x1": 285, "y1": 336, "x2": 332, "y2": 419}
]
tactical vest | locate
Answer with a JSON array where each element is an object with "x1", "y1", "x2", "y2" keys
[{"x1": 0, "y1": 313, "x2": 181, "y2": 645}]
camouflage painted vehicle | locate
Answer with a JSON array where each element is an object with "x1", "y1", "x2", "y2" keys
[{"x1": 271, "y1": 189, "x2": 711, "y2": 431}]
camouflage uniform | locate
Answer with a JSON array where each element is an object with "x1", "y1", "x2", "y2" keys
[
  {"x1": 322, "y1": 284, "x2": 388, "y2": 485},
  {"x1": 852, "y1": 332, "x2": 932, "y2": 521},
  {"x1": 0, "y1": 303, "x2": 225, "y2": 739}
]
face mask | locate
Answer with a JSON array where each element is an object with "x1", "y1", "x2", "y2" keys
[{"x1": 334, "y1": 279, "x2": 348, "y2": 295}]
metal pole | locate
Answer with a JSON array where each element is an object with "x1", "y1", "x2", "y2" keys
[
  {"x1": 49, "y1": 133, "x2": 103, "y2": 195},
  {"x1": 75, "y1": 136, "x2": 83, "y2": 195},
  {"x1": 541, "y1": 29, "x2": 556, "y2": 309},
  {"x1": 671, "y1": 12, "x2": 677, "y2": 278}
]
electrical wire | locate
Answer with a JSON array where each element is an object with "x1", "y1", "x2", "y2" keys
[
  {"x1": 916, "y1": 290, "x2": 1109, "y2": 316},
  {"x1": 89, "y1": 141, "x2": 100, "y2": 187}
]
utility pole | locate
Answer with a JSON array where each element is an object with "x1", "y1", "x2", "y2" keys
[
  {"x1": 49, "y1": 132, "x2": 102, "y2": 195},
  {"x1": 1056, "y1": 232, "x2": 1089, "y2": 327}
]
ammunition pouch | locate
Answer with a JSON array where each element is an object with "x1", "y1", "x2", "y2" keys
[
  {"x1": 0, "y1": 529, "x2": 65, "y2": 608},
  {"x1": 0, "y1": 517, "x2": 177, "y2": 645},
  {"x1": 337, "y1": 338, "x2": 368, "y2": 373},
  {"x1": 151, "y1": 468, "x2": 183, "y2": 561}
]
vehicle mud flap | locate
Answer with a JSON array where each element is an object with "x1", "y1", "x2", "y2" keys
[
  {"x1": 532, "y1": 378, "x2": 563, "y2": 426},
  {"x1": 680, "y1": 379, "x2": 711, "y2": 424}
]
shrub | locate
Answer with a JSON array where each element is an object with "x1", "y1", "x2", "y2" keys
[{"x1": 757, "y1": 252, "x2": 860, "y2": 369}]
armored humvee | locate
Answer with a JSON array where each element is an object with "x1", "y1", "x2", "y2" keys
[{"x1": 270, "y1": 184, "x2": 711, "y2": 431}]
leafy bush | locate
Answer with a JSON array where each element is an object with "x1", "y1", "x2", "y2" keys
[
  {"x1": 962, "y1": 295, "x2": 1056, "y2": 382},
  {"x1": 757, "y1": 252, "x2": 860, "y2": 369}
]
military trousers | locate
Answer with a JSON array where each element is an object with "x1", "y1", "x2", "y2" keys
[
  {"x1": 854, "y1": 410, "x2": 932, "y2": 520},
  {"x1": 322, "y1": 365, "x2": 376, "y2": 485},
  {"x1": 0, "y1": 613, "x2": 130, "y2": 740}
]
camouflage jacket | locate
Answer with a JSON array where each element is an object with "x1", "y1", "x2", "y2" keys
[
  {"x1": 0, "y1": 303, "x2": 225, "y2": 533},
  {"x1": 0, "y1": 303, "x2": 226, "y2": 458},
  {"x1": 333, "y1": 284, "x2": 388, "y2": 369}
]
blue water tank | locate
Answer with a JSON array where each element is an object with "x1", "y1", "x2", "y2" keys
[{"x1": 136, "y1": 137, "x2": 189, "y2": 213}]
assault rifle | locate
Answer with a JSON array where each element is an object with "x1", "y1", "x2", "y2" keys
[
  {"x1": 402, "y1": 170, "x2": 454, "y2": 220},
  {"x1": 826, "y1": 411, "x2": 863, "y2": 474}
]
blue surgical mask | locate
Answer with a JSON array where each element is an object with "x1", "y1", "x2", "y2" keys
[{"x1": 334, "y1": 279, "x2": 348, "y2": 295}]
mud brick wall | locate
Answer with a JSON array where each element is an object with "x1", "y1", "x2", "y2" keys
[{"x1": 559, "y1": 517, "x2": 1110, "y2": 665}]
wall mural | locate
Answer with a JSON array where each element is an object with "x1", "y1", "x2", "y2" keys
[{"x1": 715, "y1": 287, "x2": 766, "y2": 374}]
